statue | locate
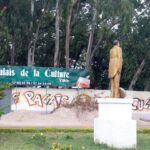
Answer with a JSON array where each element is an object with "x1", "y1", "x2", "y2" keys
[{"x1": 108, "y1": 40, "x2": 123, "y2": 98}]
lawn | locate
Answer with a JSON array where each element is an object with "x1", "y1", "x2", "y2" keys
[{"x1": 0, "y1": 131, "x2": 150, "y2": 150}]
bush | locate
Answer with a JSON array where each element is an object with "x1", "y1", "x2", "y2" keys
[
  {"x1": 137, "y1": 128, "x2": 150, "y2": 134},
  {"x1": 0, "y1": 127, "x2": 150, "y2": 134},
  {"x1": 0, "y1": 83, "x2": 11, "y2": 91},
  {"x1": 0, "y1": 107, "x2": 4, "y2": 118},
  {"x1": 0, "y1": 128, "x2": 93, "y2": 133},
  {"x1": 0, "y1": 83, "x2": 11, "y2": 100},
  {"x1": 0, "y1": 91, "x2": 5, "y2": 99}
]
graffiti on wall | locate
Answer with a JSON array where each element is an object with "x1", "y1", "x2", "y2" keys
[
  {"x1": 132, "y1": 97, "x2": 150, "y2": 111},
  {"x1": 72, "y1": 94, "x2": 98, "y2": 112},
  {"x1": 12, "y1": 92, "x2": 20, "y2": 104},
  {"x1": 94, "y1": 92, "x2": 150, "y2": 111},
  {"x1": 12, "y1": 91, "x2": 70, "y2": 112},
  {"x1": 12, "y1": 89, "x2": 150, "y2": 112}
]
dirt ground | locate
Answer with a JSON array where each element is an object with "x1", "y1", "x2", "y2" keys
[
  {"x1": 0, "y1": 108, "x2": 97, "y2": 128},
  {"x1": 0, "y1": 108, "x2": 150, "y2": 128}
]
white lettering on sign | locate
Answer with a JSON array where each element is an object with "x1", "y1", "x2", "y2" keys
[
  {"x1": 45, "y1": 69, "x2": 51, "y2": 77},
  {"x1": 33, "y1": 69, "x2": 40, "y2": 77},
  {"x1": 45, "y1": 70, "x2": 69, "y2": 78},
  {"x1": 0, "y1": 68, "x2": 15, "y2": 76},
  {"x1": 59, "y1": 78, "x2": 69, "y2": 83},
  {"x1": 20, "y1": 69, "x2": 29, "y2": 77}
]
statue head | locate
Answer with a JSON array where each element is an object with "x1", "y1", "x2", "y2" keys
[{"x1": 113, "y1": 40, "x2": 120, "y2": 46}]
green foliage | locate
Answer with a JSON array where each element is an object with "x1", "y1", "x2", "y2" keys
[
  {"x1": 64, "y1": 135, "x2": 73, "y2": 140},
  {"x1": 0, "y1": 128, "x2": 93, "y2": 133},
  {"x1": 137, "y1": 128, "x2": 150, "y2": 134},
  {"x1": 50, "y1": 143, "x2": 74, "y2": 150},
  {"x1": 0, "y1": 127, "x2": 150, "y2": 134},
  {"x1": 0, "y1": 83, "x2": 11, "y2": 117},
  {"x1": 0, "y1": 131, "x2": 150, "y2": 150},
  {"x1": 0, "y1": 83, "x2": 11, "y2": 100},
  {"x1": 0, "y1": 83, "x2": 11, "y2": 91},
  {"x1": 0, "y1": 91, "x2": 5, "y2": 100},
  {"x1": 0, "y1": 107, "x2": 4, "y2": 118},
  {"x1": 0, "y1": 0, "x2": 150, "y2": 90},
  {"x1": 31, "y1": 133, "x2": 46, "y2": 146}
]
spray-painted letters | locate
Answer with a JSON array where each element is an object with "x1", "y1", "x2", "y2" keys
[
  {"x1": 24, "y1": 91, "x2": 69, "y2": 110},
  {"x1": 12, "y1": 88, "x2": 150, "y2": 112},
  {"x1": 132, "y1": 97, "x2": 150, "y2": 111}
]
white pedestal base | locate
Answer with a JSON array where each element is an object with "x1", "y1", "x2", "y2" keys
[{"x1": 94, "y1": 98, "x2": 137, "y2": 149}]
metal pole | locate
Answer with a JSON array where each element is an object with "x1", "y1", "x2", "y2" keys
[{"x1": 46, "y1": 83, "x2": 48, "y2": 114}]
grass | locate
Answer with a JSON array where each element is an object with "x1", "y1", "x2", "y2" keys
[{"x1": 0, "y1": 132, "x2": 150, "y2": 150}]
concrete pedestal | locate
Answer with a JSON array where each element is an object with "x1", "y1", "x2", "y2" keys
[{"x1": 94, "y1": 98, "x2": 137, "y2": 148}]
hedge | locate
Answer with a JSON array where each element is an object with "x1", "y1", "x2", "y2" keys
[
  {"x1": 0, "y1": 128, "x2": 150, "y2": 134},
  {"x1": 0, "y1": 128, "x2": 93, "y2": 133}
]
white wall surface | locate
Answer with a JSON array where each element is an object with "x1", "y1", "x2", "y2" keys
[{"x1": 11, "y1": 88, "x2": 150, "y2": 113}]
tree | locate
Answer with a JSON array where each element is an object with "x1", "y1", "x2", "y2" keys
[
  {"x1": 1, "y1": 0, "x2": 150, "y2": 90},
  {"x1": 27, "y1": 0, "x2": 34, "y2": 66},
  {"x1": 54, "y1": 0, "x2": 61, "y2": 67},
  {"x1": 125, "y1": 0, "x2": 150, "y2": 90},
  {"x1": 129, "y1": 59, "x2": 145, "y2": 90},
  {"x1": 65, "y1": 0, "x2": 80, "y2": 68},
  {"x1": 85, "y1": 0, "x2": 98, "y2": 71}
]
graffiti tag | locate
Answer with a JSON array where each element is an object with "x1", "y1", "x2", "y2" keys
[
  {"x1": 23, "y1": 91, "x2": 69, "y2": 112},
  {"x1": 12, "y1": 92, "x2": 20, "y2": 104},
  {"x1": 132, "y1": 97, "x2": 150, "y2": 111},
  {"x1": 12, "y1": 90, "x2": 150, "y2": 112}
]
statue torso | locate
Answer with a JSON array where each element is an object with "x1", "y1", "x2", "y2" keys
[{"x1": 108, "y1": 45, "x2": 122, "y2": 78}]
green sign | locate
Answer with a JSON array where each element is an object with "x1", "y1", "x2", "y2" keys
[{"x1": 0, "y1": 65, "x2": 89, "y2": 87}]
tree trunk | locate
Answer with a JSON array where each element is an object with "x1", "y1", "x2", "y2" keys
[
  {"x1": 144, "y1": 78, "x2": 150, "y2": 91},
  {"x1": 85, "y1": 6, "x2": 97, "y2": 71},
  {"x1": 128, "y1": 59, "x2": 145, "y2": 90},
  {"x1": 54, "y1": 0, "x2": 60, "y2": 67},
  {"x1": 10, "y1": 34, "x2": 15, "y2": 65},
  {"x1": 89, "y1": 34, "x2": 103, "y2": 64},
  {"x1": 27, "y1": 0, "x2": 34, "y2": 66},
  {"x1": 65, "y1": 11, "x2": 72, "y2": 68},
  {"x1": 31, "y1": 18, "x2": 42, "y2": 66},
  {"x1": 27, "y1": 43, "x2": 32, "y2": 66},
  {"x1": 29, "y1": 1, "x2": 50, "y2": 66},
  {"x1": 65, "y1": 0, "x2": 78, "y2": 68},
  {"x1": 65, "y1": 0, "x2": 79, "y2": 68}
]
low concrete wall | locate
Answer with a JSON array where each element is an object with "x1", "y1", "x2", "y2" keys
[
  {"x1": 11, "y1": 88, "x2": 150, "y2": 113},
  {"x1": 0, "y1": 88, "x2": 149, "y2": 128}
]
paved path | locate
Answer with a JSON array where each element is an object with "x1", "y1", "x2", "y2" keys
[{"x1": 0, "y1": 109, "x2": 150, "y2": 129}]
